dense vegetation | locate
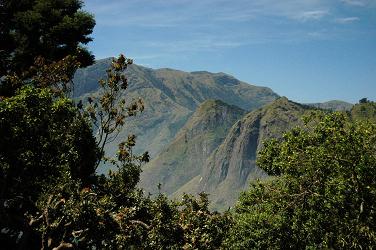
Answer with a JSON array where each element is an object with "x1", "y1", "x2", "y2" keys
[
  {"x1": 0, "y1": 0, "x2": 95, "y2": 73},
  {"x1": 225, "y1": 111, "x2": 376, "y2": 249},
  {"x1": 1, "y1": 0, "x2": 375, "y2": 249}
]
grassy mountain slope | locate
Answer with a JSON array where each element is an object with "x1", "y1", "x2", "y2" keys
[
  {"x1": 73, "y1": 59, "x2": 278, "y2": 163},
  {"x1": 139, "y1": 100, "x2": 245, "y2": 195},
  {"x1": 194, "y1": 97, "x2": 312, "y2": 210}
]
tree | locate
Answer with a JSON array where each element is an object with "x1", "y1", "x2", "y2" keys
[
  {"x1": 0, "y1": 85, "x2": 101, "y2": 248},
  {"x1": 225, "y1": 112, "x2": 376, "y2": 249},
  {"x1": 0, "y1": 0, "x2": 95, "y2": 95},
  {"x1": 359, "y1": 98, "x2": 369, "y2": 104}
]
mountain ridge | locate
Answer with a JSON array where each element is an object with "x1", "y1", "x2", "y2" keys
[
  {"x1": 73, "y1": 59, "x2": 279, "y2": 162},
  {"x1": 169, "y1": 97, "x2": 313, "y2": 210}
]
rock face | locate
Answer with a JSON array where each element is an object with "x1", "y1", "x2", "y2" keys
[
  {"x1": 139, "y1": 99, "x2": 245, "y2": 195},
  {"x1": 191, "y1": 98, "x2": 311, "y2": 210},
  {"x1": 74, "y1": 59, "x2": 279, "y2": 170}
]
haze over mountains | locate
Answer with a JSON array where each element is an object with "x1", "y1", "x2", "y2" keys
[{"x1": 74, "y1": 58, "x2": 359, "y2": 210}]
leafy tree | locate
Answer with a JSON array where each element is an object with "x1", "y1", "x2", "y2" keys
[
  {"x1": 0, "y1": 0, "x2": 95, "y2": 95},
  {"x1": 359, "y1": 98, "x2": 369, "y2": 104},
  {"x1": 80, "y1": 54, "x2": 146, "y2": 171},
  {"x1": 0, "y1": 85, "x2": 100, "y2": 247},
  {"x1": 0, "y1": 85, "x2": 100, "y2": 198},
  {"x1": 225, "y1": 112, "x2": 376, "y2": 249}
]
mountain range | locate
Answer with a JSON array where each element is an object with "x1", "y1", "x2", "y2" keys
[
  {"x1": 74, "y1": 58, "x2": 364, "y2": 210},
  {"x1": 74, "y1": 59, "x2": 278, "y2": 159}
]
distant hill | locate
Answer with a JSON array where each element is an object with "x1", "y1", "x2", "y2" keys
[
  {"x1": 307, "y1": 100, "x2": 353, "y2": 111},
  {"x1": 73, "y1": 59, "x2": 279, "y2": 167},
  {"x1": 139, "y1": 99, "x2": 245, "y2": 196}
]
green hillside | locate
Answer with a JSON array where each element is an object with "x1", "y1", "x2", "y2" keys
[{"x1": 139, "y1": 99, "x2": 245, "y2": 195}]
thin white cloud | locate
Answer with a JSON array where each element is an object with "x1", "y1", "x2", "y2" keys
[
  {"x1": 341, "y1": 0, "x2": 376, "y2": 6},
  {"x1": 295, "y1": 10, "x2": 329, "y2": 21},
  {"x1": 85, "y1": 0, "x2": 334, "y2": 27},
  {"x1": 84, "y1": 0, "x2": 372, "y2": 56},
  {"x1": 341, "y1": 0, "x2": 367, "y2": 6},
  {"x1": 334, "y1": 17, "x2": 360, "y2": 24}
]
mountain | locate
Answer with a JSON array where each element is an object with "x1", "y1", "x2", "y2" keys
[
  {"x1": 139, "y1": 99, "x2": 245, "y2": 195},
  {"x1": 171, "y1": 97, "x2": 312, "y2": 210},
  {"x1": 73, "y1": 59, "x2": 279, "y2": 164},
  {"x1": 73, "y1": 58, "x2": 113, "y2": 96},
  {"x1": 307, "y1": 100, "x2": 353, "y2": 111},
  {"x1": 195, "y1": 99, "x2": 374, "y2": 210}
]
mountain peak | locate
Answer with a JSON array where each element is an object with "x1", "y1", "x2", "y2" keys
[
  {"x1": 74, "y1": 59, "x2": 278, "y2": 166},
  {"x1": 196, "y1": 99, "x2": 244, "y2": 115}
]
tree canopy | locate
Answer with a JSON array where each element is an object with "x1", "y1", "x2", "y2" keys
[
  {"x1": 225, "y1": 112, "x2": 376, "y2": 249},
  {"x1": 0, "y1": 0, "x2": 95, "y2": 96}
]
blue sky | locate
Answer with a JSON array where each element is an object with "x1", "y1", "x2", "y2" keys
[{"x1": 84, "y1": 0, "x2": 376, "y2": 103}]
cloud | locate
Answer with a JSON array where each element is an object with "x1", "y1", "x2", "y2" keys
[
  {"x1": 341, "y1": 0, "x2": 376, "y2": 7},
  {"x1": 341, "y1": 0, "x2": 367, "y2": 6},
  {"x1": 295, "y1": 10, "x2": 329, "y2": 21},
  {"x1": 334, "y1": 17, "x2": 360, "y2": 24},
  {"x1": 84, "y1": 0, "x2": 371, "y2": 57},
  {"x1": 86, "y1": 0, "x2": 334, "y2": 27}
]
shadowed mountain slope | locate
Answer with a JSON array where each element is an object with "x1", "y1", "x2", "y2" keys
[
  {"x1": 173, "y1": 98, "x2": 313, "y2": 210},
  {"x1": 139, "y1": 99, "x2": 245, "y2": 195}
]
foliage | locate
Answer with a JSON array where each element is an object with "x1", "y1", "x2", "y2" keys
[
  {"x1": 359, "y1": 98, "x2": 369, "y2": 104},
  {"x1": 0, "y1": 0, "x2": 233, "y2": 247},
  {"x1": 2, "y1": 55, "x2": 81, "y2": 99},
  {"x1": 0, "y1": 0, "x2": 95, "y2": 96},
  {"x1": 0, "y1": 86, "x2": 100, "y2": 249},
  {"x1": 351, "y1": 100, "x2": 376, "y2": 123},
  {"x1": 178, "y1": 193, "x2": 233, "y2": 249},
  {"x1": 80, "y1": 55, "x2": 146, "y2": 170},
  {"x1": 225, "y1": 112, "x2": 376, "y2": 249},
  {"x1": 0, "y1": 86, "x2": 100, "y2": 199},
  {"x1": 0, "y1": 54, "x2": 231, "y2": 249}
]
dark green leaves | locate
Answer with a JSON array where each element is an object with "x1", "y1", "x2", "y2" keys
[{"x1": 226, "y1": 112, "x2": 376, "y2": 249}]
